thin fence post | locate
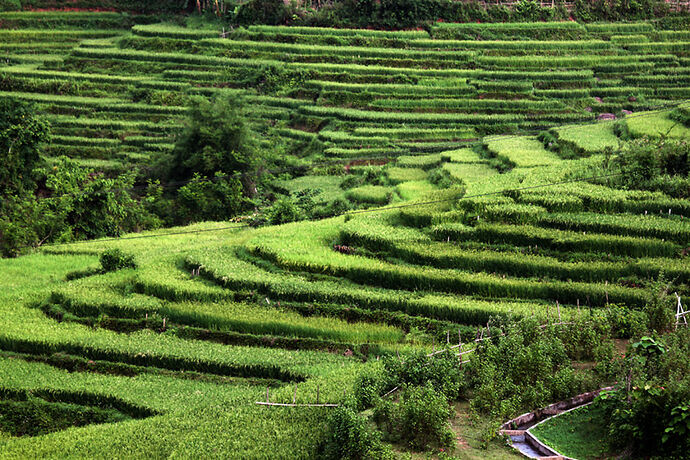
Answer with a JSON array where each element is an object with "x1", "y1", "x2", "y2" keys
[
  {"x1": 546, "y1": 302, "x2": 550, "y2": 324},
  {"x1": 293, "y1": 385, "x2": 297, "y2": 404},
  {"x1": 447, "y1": 330, "x2": 450, "y2": 344},
  {"x1": 556, "y1": 301, "x2": 562, "y2": 323},
  {"x1": 458, "y1": 328, "x2": 461, "y2": 347},
  {"x1": 605, "y1": 281, "x2": 609, "y2": 305},
  {"x1": 266, "y1": 387, "x2": 269, "y2": 404}
]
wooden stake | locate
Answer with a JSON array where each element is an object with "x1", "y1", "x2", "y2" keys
[
  {"x1": 556, "y1": 301, "x2": 562, "y2": 322},
  {"x1": 458, "y1": 328, "x2": 462, "y2": 347},
  {"x1": 447, "y1": 330, "x2": 450, "y2": 344},
  {"x1": 546, "y1": 302, "x2": 550, "y2": 324},
  {"x1": 605, "y1": 281, "x2": 609, "y2": 305},
  {"x1": 293, "y1": 385, "x2": 297, "y2": 404},
  {"x1": 266, "y1": 387, "x2": 269, "y2": 404}
]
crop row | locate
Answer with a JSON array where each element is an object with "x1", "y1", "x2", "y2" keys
[
  {"x1": 48, "y1": 279, "x2": 402, "y2": 346},
  {"x1": 187, "y1": 246, "x2": 574, "y2": 325},
  {"x1": 0, "y1": 12, "x2": 162, "y2": 29},
  {"x1": 202, "y1": 38, "x2": 477, "y2": 62},
  {"x1": 245, "y1": 221, "x2": 650, "y2": 308},
  {"x1": 431, "y1": 222, "x2": 680, "y2": 259},
  {"x1": 353, "y1": 127, "x2": 476, "y2": 141},
  {"x1": 46, "y1": 115, "x2": 180, "y2": 133},
  {"x1": 431, "y1": 22, "x2": 587, "y2": 40},
  {"x1": 349, "y1": 230, "x2": 689, "y2": 284},
  {"x1": 484, "y1": 136, "x2": 562, "y2": 168},
  {"x1": 299, "y1": 106, "x2": 592, "y2": 125},
  {"x1": 514, "y1": 186, "x2": 690, "y2": 216},
  {"x1": 536, "y1": 212, "x2": 690, "y2": 243},
  {"x1": 246, "y1": 25, "x2": 428, "y2": 39},
  {"x1": 0, "y1": 29, "x2": 123, "y2": 41},
  {"x1": 478, "y1": 54, "x2": 677, "y2": 70}
]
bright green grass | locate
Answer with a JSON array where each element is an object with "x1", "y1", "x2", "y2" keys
[
  {"x1": 443, "y1": 162, "x2": 498, "y2": 182},
  {"x1": 387, "y1": 167, "x2": 428, "y2": 183},
  {"x1": 396, "y1": 180, "x2": 437, "y2": 200},
  {"x1": 485, "y1": 136, "x2": 562, "y2": 168},
  {"x1": 553, "y1": 122, "x2": 620, "y2": 153},
  {"x1": 346, "y1": 185, "x2": 395, "y2": 205},
  {"x1": 625, "y1": 110, "x2": 690, "y2": 139},
  {"x1": 276, "y1": 175, "x2": 345, "y2": 202},
  {"x1": 441, "y1": 147, "x2": 485, "y2": 164},
  {"x1": 530, "y1": 403, "x2": 610, "y2": 460},
  {"x1": 0, "y1": 227, "x2": 377, "y2": 457},
  {"x1": 53, "y1": 270, "x2": 404, "y2": 344}
]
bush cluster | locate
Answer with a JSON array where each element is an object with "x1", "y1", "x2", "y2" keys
[
  {"x1": 596, "y1": 330, "x2": 690, "y2": 457},
  {"x1": 99, "y1": 249, "x2": 137, "y2": 272},
  {"x1": 0, "y1": 0, "x2": 20, "y2": 12},
  {"x1": 232, "y1": 0, "x2": 675, "y2": 29}
]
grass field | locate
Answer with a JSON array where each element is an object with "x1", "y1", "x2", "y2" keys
[{"x1": 530, "y1": 403, "x2": 610, "y2": 459}]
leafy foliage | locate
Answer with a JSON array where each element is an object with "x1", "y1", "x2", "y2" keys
[
  {"x1": 0, "y1": 98, "x2": 50, "y2": 195},
  {"x1": 321, "y1": 406, "x2": 394, "y2": 460},
  {"x1": 597, "y1": 329, "x2": 690, "y2": 458},
  {"x1": 374, "y1": 384, "x2": 455, "y2": 451},
  {"x1": 170, "y1": 95, "x2": 259, "y2": 181},
  {"x1": 465, "y1": 318, "x2": 588, "y2": 420},
  {"x1": 100, "y1": 249, "x2": 137, "y2": 272}
]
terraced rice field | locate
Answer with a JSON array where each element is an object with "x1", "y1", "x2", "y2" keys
[
  {"x1": 1, "y1": 11, "x2": 690, "y2": 458},
  {"x1": 1, "y1": 14, "x2": 690, "y2": 172}
]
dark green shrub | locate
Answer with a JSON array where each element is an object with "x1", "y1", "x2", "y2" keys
[
  {"x1": 321, "y1": 406, "x2": 394, "y2": 460},
  {"x1": 0, "y1": 98, "x2": 50, "y2": 195},
  {"x1": 597, "y1": 329, "x2": 690, "y2": 457},
  {"x1": 513, "y1": 0, "x2": 544, "y2": 21},
  {"x1": 466, "y1": 318, "x2": 583, "y2": 419},
  {"x1": 100, "y1": 249, "x2": 136, "y2": 272},
  {"x1": 0, "y1": 0, "x2": 20, "y2": 11},
  {"x1": 644, "y1": 275, "x2": 676, "y2": 333},
  {"x1": 313, "y1": 198, "x2": 352, "y2": 219},
  {"x1": 265, "y1": 196, "x2": 302, "y2": 225},
  {"x1": 383, "y1": 350, "x2": 464, "y2": 400},
  {"x1": 235, "y1": 0, "x2": 290, "y2": 25},
  {"x1": 176, "y1": 173, "x2": 247, "y2": 223},
  {"x1": 374, "y1": 384, "x2": 454, "y2": 451},
  {"x1": 352, "y1": 366, "x2": 386, "y2": 411}
]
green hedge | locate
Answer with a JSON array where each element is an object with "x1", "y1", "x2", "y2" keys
[
  {"x1": 0, "y1": 11, "x2": 161, "y2": 29},
  {"x1": 20, "y1": 0, "x2": 186, "y2": 14}
]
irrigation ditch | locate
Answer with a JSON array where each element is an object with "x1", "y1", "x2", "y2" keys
[{"x1": 499, "y1": 386, "x2": 613, "y2": 459}]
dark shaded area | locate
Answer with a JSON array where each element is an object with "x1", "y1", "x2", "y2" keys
[{"x1": 0, "y1": 388, "x2": 156, "y2": 437}]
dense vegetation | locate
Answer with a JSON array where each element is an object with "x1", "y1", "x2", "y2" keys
[{"x1": 1, "y1": 3, "x2": 689, "y2": 459}]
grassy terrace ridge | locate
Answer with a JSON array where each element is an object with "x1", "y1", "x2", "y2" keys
[{"x1": 1, "y1": 14, "x2": 690, "y2": 459}]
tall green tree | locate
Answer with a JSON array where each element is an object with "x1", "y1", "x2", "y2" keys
[
  {"x1": 0, "y1": 98, "x2": 50, "y2": 194},
  {"x1": 171, "y1": 95, "x2": 259, "y2": 181},
  {"x1": 163, "y1": 95, "x2": 262, "y2": 223}
]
